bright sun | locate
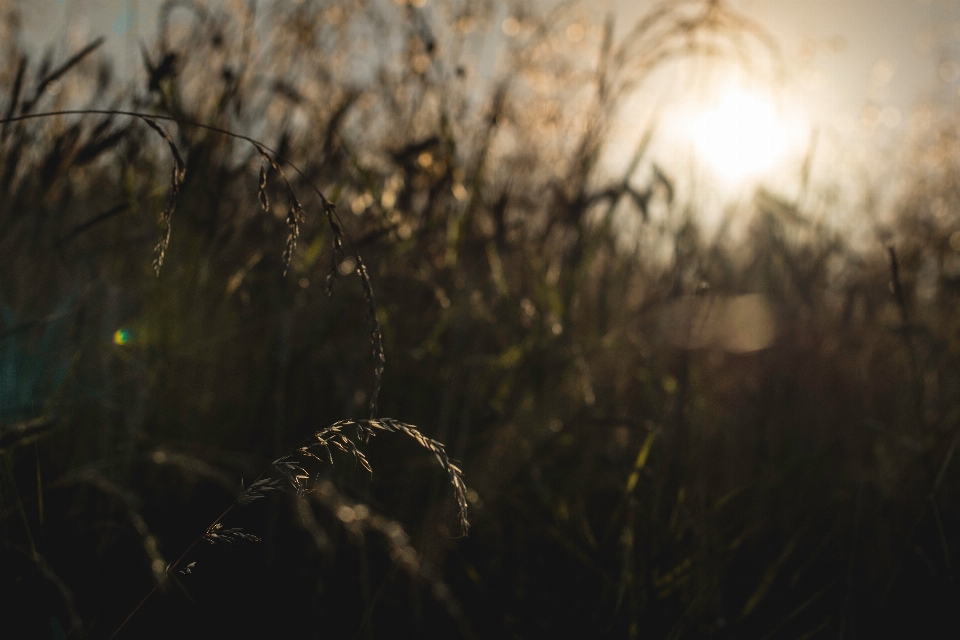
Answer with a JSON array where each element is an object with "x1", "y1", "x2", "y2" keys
[{"x1": 689, "y1": 84, "x2": 801, "y2": 185}]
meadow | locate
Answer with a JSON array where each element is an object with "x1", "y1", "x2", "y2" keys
[{"x1": 1, "y1": 0, "x2": 959, "y2": 637}]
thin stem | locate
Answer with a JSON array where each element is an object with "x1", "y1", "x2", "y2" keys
[
  {"x1": 109, "y1": 442, "x2": 333, "y2": 639},
  {"x1": 108, "y1": 502, "x2": 237, "y2": 640},
  {"x1": 0, "y1": 109, "x2": 392, "y2": 634},
  {"x1": 0, "y1": 108, "x2": 382, "y2": 413},
  {"x1": 0, "y1": 108, "x2": 340, "y2": 214}
]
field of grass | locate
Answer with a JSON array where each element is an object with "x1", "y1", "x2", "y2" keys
[{"x1": 1, "y1": 0, "x2": 959, "y2": 637}]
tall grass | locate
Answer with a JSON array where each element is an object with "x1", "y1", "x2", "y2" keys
[{"x1": 1, "y1": 0, "x2": 959, "y2": 637}]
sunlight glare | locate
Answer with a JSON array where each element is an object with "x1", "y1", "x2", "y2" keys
[{"x1": 690, "y1": 84, "x2": 800, "y2": 185}]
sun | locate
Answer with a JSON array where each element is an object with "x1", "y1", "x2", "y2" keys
[{"x1": 689, "y1": 83, "x2": 802, "y2": 185}]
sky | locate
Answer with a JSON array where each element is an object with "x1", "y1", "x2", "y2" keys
[
  {"x1": 602, "y1": 0, "x2": 960, "y2": 225},
  {"x1": 15, "y1": 0, "x2": 960, "y2": 215},
  {"x1": 22, "y1": 0, "x2": 960, "y2": 115},
  {"x1": 737, "y1": 0, "x2": 960, "y2": 134}
]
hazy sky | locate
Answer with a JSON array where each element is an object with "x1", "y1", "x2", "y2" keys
[
  {"x1": 22, "y1": 0, "x2": 960, "y2": 114},
  {"x1": 16, "y1": 0, "x2": 960, "y2": 201},
  {"x1": 739, "y1": 0, "x2": 960, "y2": 122},
  {"x1": 603, "y1": 0, "x2": 960, "y2": 205}
]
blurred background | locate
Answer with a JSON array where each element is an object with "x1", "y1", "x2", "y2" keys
[{"x1": 2, "y1": 0, "x2": 960, "y2": 637}]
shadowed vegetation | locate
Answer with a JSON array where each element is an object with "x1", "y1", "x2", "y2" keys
[{"x1": 1, "y1": 0, "x2": 959, "y2": 638}]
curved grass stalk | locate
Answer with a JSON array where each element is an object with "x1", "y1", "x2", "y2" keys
[
  {"x1": 0, "y1": 108, "x2": 387, "y2": 415},
  {"x1": 0, "y1": 109, "x2": 455, "y2": 636},
  {"x1": 107, "y1": 418, "x2": 468, "y2": 639}
]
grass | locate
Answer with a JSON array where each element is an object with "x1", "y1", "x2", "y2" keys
[
  {"x1": 108, "y1": 417, "x2": 468, "y2": 639},
  {"x1": 1, "y1": 0, "x2": 959, "y2": 637}
]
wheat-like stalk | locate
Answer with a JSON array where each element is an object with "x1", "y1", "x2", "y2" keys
[
  {"x1": 108, "y1": 415, "x2": 469, "y2": 639},
  {"x1": 0, "y1": 104, "x2": 469, "y2": 636},
  {"x1": 0, "y1": 107, "x2": 390, "y2": 416},
  {"x1": 268, "y1": 418, "x2": 469, "y2": 534},
  {"x1": 138, "y1": 117, "x2": 185, "y2": 275}
]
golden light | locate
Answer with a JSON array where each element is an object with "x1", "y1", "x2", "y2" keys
[{"x1": 688, "y1": 83, "x2": 803, "y2": 185}]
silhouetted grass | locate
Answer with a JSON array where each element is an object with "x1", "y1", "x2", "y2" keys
[{"x1": 1, "y1": 1, "x2": 959, "y2": 638}]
